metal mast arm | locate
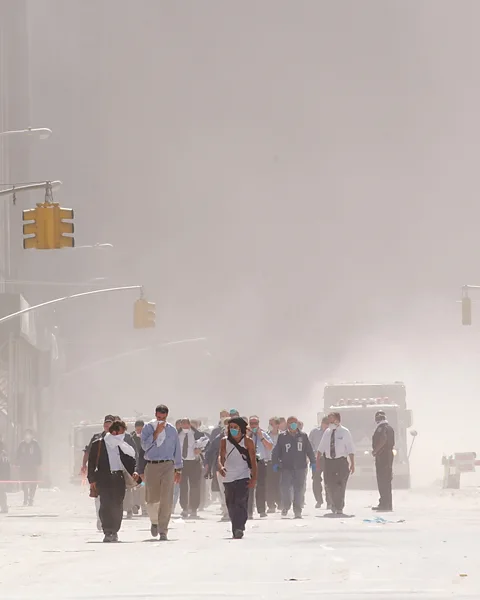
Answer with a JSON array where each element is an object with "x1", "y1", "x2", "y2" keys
[{"x1": 0, "y1": 285, "x2": 143, "y2": 325}]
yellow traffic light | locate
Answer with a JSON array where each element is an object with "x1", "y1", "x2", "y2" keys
[
  {"x1": 22, "y1": 202, "x2": 74, "y2": 249},
  {"x1": 53, "y1": 204, "x2": 74, "y2": 248},
  {"x1": 23, "y1": 205, "x2": 47, "y2": 249},
  {"x1": 134, "y1": 299, "x2": 156, "y2": 329},
  {"x1": 462, "y1": 296, "x2": 472, "y2": 326}
]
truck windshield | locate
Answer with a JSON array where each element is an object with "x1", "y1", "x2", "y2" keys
[{"x1": 338, "y1": 410, "x2": 398, "y2": 447}]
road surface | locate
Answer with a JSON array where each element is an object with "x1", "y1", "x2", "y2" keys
[{"x1": 0, "y1": 486, "x2": 478, "y2": 599}]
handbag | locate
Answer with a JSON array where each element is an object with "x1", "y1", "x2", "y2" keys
[
  {"x1": 89, "y1": 440, "x2": 102, "y2": 498},
  {"x1": 122, "y1": 468, "x2": 138, "y2": 490}
]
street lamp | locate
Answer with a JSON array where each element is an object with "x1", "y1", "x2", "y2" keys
[{"x1": 0, "y1": 127, "x2": 52, "y2": 140}]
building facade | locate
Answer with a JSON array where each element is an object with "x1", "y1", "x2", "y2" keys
[{"x1": 0, "y1": 1, "x2": 57, "y2": 470}]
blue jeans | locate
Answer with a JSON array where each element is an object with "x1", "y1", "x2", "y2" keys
[{"x1": 280, "y1": 468, "x2": 306, "y2": 514}]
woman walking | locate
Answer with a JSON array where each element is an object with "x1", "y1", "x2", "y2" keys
[
  {"x1": 218, "y1": 417, "x2": 257, "y2": 539},
  {"x1": 88, "y1": 419, "x2": 136, "y2": 542}
]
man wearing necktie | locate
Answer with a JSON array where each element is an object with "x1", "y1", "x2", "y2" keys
[
  {"x1": 247, "y1": 416, "x2": 273, "y2": 518},
  {"x1": 317, "y1": 412, "x2": 355, "y2": 517},
  {"x1": 177, "y1": 418, "x2": 209, "y2": 519}
]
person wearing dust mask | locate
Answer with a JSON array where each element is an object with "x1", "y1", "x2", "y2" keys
[
  {"x1": 177, "y1": 417, "x2": 209, "y2": 519},
  {"x1": 272, "y1": 416, "x2": 316, "y2": 519},
  {"x1": 141, "y1": 404, "x2": 182, "y2": 541},
  {"x1": 87, "y1": 420, "x2": 136, "y2": 542},
  {"x1": 218, "y1": 417, "x2": 257, "y2": 539},
  {"x1": 317, "y1": 412, "x2": 355, "y2": 517}
]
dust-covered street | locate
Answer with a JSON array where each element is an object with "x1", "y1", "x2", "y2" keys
[{"x1": 1, "y1": 486, "x2": 478, "y2": 599}]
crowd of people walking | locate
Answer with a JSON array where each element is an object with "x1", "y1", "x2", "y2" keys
[
  {"x1": 82, "y1": 404, "x2": 394, "y2": 543},
  {"x1": 0, "y1": 405, "x2": 395, "y2": 542}
]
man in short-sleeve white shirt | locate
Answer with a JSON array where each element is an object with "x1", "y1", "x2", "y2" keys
[{"x1": 317, "y1": 412, "x2": 355, "y2": 516}]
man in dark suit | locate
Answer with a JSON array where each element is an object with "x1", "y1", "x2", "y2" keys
[
  {"x1": 372, "y1": 411, "x2": 395, "y2": 512},
  {"x1": 88, "y1": 420, "x2": 136, "y2": 542}
]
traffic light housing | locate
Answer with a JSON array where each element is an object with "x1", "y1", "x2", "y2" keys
[
  {"x1": 53, "y1": 204, "x2": 74, "y2": 248},
  {"x1": 462, "y1": 296, "x2": 472, "y2": 326},
  {"x1": 23, "y1": 202, "x2": 74, "y2": 249},
  {"x1": 23, "y1": 205, "x2": 47, "y2": 249},
  {"x1": 134, "y1": 298, "x2": 156, "y2": 328}
]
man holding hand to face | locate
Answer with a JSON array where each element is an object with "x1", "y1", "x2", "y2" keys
[{"x1": 141, "y1": 404, "x2": 182, "y2": 541}]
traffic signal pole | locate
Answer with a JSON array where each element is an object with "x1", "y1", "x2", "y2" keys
[
  {"x1": 0, "y1": 285, "x2": 144, "y2": 326},
  {"x1": 0, "y1": 180, "x2": 62, "y2": 201}
]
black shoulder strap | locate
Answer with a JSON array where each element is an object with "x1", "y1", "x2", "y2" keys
[
  {"x1": 94, "y1": 439, "x2": 102, "y2": 471},
  {"x1": 229, "y1": 435, "x2": 252, "y2": 470}
]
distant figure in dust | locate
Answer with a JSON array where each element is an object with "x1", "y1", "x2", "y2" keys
[
  {"x1": 0, "y1": 438, "x2": 10, "y2": 513},
  {"x1": 16, "y1": 430, "x2": 42, "y2": 507}
]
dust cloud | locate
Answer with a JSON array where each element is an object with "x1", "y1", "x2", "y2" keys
[{"x1": 22, "y1": 1, "x2": 480, "y2": 484}]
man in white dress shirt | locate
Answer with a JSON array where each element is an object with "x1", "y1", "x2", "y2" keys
[
  {"x1": 177, "y1": 418, "x2": 209, "y2": 518},
  {"x1": 317, "y1": 412, "x2": 355, "y2": 516}
]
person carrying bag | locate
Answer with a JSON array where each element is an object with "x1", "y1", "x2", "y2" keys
[
  {"x1": 218, "y1": 417, "x2": 257, "y2": 539},
  {"x1": 88, "y1": 419, "x2": 136, "y2": 543}
]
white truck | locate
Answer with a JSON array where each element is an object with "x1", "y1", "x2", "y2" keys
[{"x1": 322, "y1": 382, "x2": 413, "y2": 489}]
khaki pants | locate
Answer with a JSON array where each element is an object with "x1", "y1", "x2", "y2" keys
[{"x1": 145, "y1": 462, "x2": 175, "y2": 534}]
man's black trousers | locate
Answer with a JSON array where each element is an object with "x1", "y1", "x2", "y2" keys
[
  {"x1": 375, "y1": 454, "x2": 393, "y2": 509},
  {"x1": 324, "y1": 457, "x2": 349, "y2": 513},
  {"x1": 98, "y1": 472, "x2": 126, "y2": 535}
]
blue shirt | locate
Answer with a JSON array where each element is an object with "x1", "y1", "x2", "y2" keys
[
  {"x1": 141, "y1": 421, "x2": 183, "y2": 469},
  {"x1": 252, "y1": 429, "x2": 273, "y2": 461},
  {"x1": 309, "y1": 427, "x2": 326, "y2": 454}
]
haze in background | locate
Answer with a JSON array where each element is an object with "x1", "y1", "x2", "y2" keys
[{"x1": 23, "y1": 1, "x2": 480, "y2": 483}]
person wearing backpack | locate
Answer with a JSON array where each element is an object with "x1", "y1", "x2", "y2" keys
[{"x1": 218, "y1": 417, "x2": 257, "y2": 539}]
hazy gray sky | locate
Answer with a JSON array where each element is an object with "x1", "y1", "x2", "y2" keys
[{"x1": 23, "y1": 1, "x2": 480, "y2": 479}]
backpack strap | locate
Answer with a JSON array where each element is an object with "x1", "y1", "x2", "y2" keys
[{"x1": 229, "y1": 435, "x2": 252, "y2": 470}]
